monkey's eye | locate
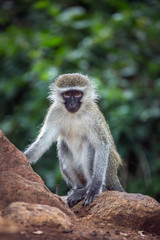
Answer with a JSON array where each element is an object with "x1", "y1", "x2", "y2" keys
[
  {"x1": 74, "y1": 91, "x2": 82, "y2": 98},
  {"x1": 63, "y1": 91, "x2": 71, "y2": 98}
]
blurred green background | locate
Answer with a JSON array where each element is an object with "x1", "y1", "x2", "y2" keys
[{"x1": 0, "y1": 0, "x2": 160, "y2": 200}]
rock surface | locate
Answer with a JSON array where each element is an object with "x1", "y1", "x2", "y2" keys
[
  {"x1": 73, "y1": 191, "x2": 160, "y2": 235},
  {"x1": 0, "y1": 130, "x2": 74, "y2": 218},
  {"x1": 0, "y1": 129, "x2": 160, "y2": 240},
  {"x1": 0, "y1": 130, "x2": 43, "y2": 183},
  {"x1": 0, "y1": 216, "x2": 18, "y2": 233},
  {"x1": 2, "y1": 202, "x2": 71, "y2": 230}
]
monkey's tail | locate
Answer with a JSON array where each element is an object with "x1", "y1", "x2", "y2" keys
[{"x1": 111, "y1": 148, "x2": 122, "y2": 165}]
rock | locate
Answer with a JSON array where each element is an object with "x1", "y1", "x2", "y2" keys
[
  {"x1": 0, "y1": 130, "x2": 43, "y2": 184},
  {"x1": 73, "y1": 191, "x2": 160, "y2": 235},
  {"x1": 61, "y1": 196, "x2": 68, "y2": 204},
  {"x1": 1, "y1": 129, "x2": 160, "y2": 239},
  {"x1": 0, "y1": 171, "x2": 73, "y2": 217},
  {"x1": 0, "y1": 130, "x2": 74, "y2": 219},
  {"x1": 0, "y1": 216, "x2": 18, "y2": 233},
  {"x1": 2, "y1": 202, "x2": 71, "y2": 230}
]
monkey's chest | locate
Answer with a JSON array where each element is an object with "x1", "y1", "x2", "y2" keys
[
  {"x1": 65, "y1": 134, "x2": 84, "y2": 164},
  {"x1": 59, "y1": 116, "x2": 90, "y2": 165},
  {"x1": 59, "y1": 121, "x2": 93, "y2": 183}
]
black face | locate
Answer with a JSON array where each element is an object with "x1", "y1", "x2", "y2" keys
[{"x1": 62, "y1": 90, "x2": 83, "y2": 113}]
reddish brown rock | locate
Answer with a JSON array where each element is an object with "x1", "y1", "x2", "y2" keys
[
  {"x1": 0, "y1": 216, "x2": 18, "y2": 233},
  {"x1": 2, "y1": 202, "x2": 72, "y2": 230},
  {"x1": 0, "y1": 130, "x2": 42, "y2": 183},
  {"x1": 73, "y1": 191, "x2": 160, "y2": 235},
  {"x1": 0, "y1": 129, "x2": 160, "y2": 240},
  {"x1": 0, "y1": 171, "x2": 72, "y2": 216},
  {"x1": 0, "y1": 130, "x2": 74, "y2": 218}
]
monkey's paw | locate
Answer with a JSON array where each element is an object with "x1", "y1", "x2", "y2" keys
[
  {"x1": 67, "y1": 188, "x2": 87, "y2": 208},
  {"x1": 82, "y1": 188, "x2": 101, "y2": 206}
]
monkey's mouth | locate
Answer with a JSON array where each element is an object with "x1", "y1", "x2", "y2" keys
[{"x1": 65, "y1": 103, "x2": 81, "y2": 113}]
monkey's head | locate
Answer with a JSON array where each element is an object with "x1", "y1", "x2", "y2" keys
[{"x1": 49, "y1": 73, "x2": 98, "y2": 113}]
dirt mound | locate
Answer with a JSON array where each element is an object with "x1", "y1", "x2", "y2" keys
[
  {"x1": 73, "y1": 191, "x2": 160, "y2": 235},
  {"x1": 0, "y1": 129, "x2": 160, "y2": 240}
]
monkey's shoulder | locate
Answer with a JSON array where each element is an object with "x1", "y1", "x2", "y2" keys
[
  {"x1": 85, "y1": 103, "x2": 109, "y2": 127},
  {"x1": 85, "y1": 103, "x2": 116, "y2": 145}
]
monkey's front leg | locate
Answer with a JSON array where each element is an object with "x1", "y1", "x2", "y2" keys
[{"x1": 83, "y1": 143, "x2": 110, "y2": 206}]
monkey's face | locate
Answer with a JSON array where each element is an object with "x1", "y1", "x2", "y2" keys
[{"x1": 62, "y1": 90, "x2": 83, "y2": 113}]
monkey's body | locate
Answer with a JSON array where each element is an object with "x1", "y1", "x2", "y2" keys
[{"x1": 24, "y1": 73, "x2": 124, "y2": 207}]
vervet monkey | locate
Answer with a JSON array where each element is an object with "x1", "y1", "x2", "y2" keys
[{"x1": 24, "y1": 73, "x2": 124, "y2": 207}]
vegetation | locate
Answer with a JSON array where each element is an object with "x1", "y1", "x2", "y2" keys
[{"x1": 0, "y1": 0, "x2": 160, "y2": 200}]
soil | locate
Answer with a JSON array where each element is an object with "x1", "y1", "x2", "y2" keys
[{"x1": 1, "y1": 217, "x2": 159, "y2": 240}]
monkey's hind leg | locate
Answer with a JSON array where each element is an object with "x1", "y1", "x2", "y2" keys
[
  {"x1": 106, "y1": 155, "x2": 125, "y2": 192},
  {"x1": 67, "y1": 187, "x2": 88, "y2": 208},
  {"x1": 111, "y1": 176, "x2": 124, "y2": 192},
  {"x1": 106, "y1": 175, "x2": 124, "y2": 192}
]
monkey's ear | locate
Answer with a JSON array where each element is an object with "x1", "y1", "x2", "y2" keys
[
  {"x1": 48, "y1": 83, "x2": 57, "y2": 102},
  {"x1": 90, "y1": 80, "x2": 100, "y2": 102}
]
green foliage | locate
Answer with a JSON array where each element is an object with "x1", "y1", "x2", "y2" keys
[{"x1": 0, "y1": 0, "x2": 160, "y2": 200}]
